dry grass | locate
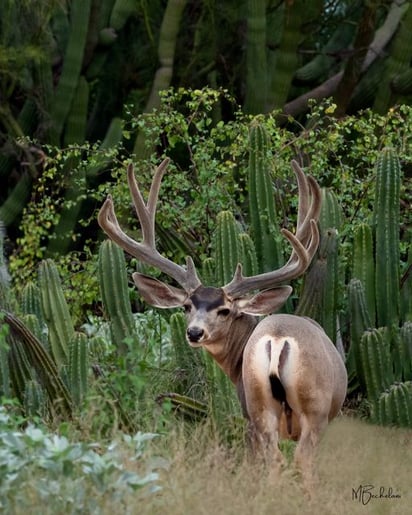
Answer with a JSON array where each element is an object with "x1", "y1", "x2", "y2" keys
[
  {"x1": 12, "y1": 415, "x2": 410, "y2": 514},
  {"x1": 131, "y1": 416, "x2": 411, "y2": 515}
]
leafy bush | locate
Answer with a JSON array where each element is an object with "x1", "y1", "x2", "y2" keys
[{"x1": 0, "y1": 406, "x2": 162, "y2": 513}]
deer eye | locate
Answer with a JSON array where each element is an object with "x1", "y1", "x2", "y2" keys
[
  {"x1": 217, "y1": 308, "x2": 231, "y2": 317},
  {"x1": 183, "y1": 303, "x2": 192, "y2": 314}
]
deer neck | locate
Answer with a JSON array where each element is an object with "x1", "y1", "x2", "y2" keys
[{"x1": 203, "y1": 314, "x2": 258, "y2": 384}]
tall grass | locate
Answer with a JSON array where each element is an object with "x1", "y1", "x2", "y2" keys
[
  {"x1": 5, "y1": 415, "x2": 411, "y2": 514},
  {"x1": 136, "y1": 416, "x2": 411, "y2": 515}
]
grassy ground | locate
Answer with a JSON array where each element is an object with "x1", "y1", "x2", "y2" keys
[
  {"x1": 8, "y1": 415, "x2": 411, "y2": 514},
  {"x1": 134, "y1": 415, "x2": 411, "y2": 515}
]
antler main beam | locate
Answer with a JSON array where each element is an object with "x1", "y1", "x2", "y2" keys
[
  {"x1": 98, "y1": 158, "x2": 202, "y2": 294},
  {"x1": 98, "y1": 158, "x2": 321, "y2": 299},
  {"x1": 223, "y1": 160, "x2": 321, "y2": 298}
]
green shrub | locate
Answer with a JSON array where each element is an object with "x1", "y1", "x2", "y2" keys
[{"x1": 0, "y1": 406, "x2": 161, "y2": 513}]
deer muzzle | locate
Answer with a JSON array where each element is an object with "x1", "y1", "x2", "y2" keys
[{"x1": 186, "y1": 326, "x2": 206, "y2": 345}]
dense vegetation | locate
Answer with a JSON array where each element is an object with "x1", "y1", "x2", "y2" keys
[{"x1": 0, "y1": 0, "x2": 411, "y2": 509}]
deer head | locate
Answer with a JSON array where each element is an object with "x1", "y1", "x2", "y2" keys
[{"x1": 98, "y1": 158, "x2": 320, "y2": 336}]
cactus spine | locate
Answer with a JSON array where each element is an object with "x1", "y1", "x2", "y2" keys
[
  {"x1": 98, "y1": 240, "x2": 136, "y2": 355},
  {"x1": 156, "y1": 392, "x2": 208, "y2": 421},
  {"x1": 373, "y1": 148, "x2": 401, "y2": 328},
  {"x1": 22, "y1": 314, "x2": 47, "y2": 349}
]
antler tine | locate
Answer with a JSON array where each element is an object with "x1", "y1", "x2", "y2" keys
[
  {"x1": 223, "y1": 162, "x2": 321, "y2": 298},
  {"x1": 291, "y1": 160, "x2": 310, "y2": 229},
  {"x1": 127, "y1": 158, "x2": 169, "y2": 248},
  {"x1": 98, "y1": 158, "x2": 202, "y2": 293},
  {"x1": 292, "y1": 161, "x2": 322, "y2": 245}
]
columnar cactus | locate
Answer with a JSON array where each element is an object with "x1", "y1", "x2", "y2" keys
[
  {"x1": 360, "y1": 328, "x2": 394, "y2": 401},
  {"x1": 98, "y1": 240, "x2": 136, "y2": 355},
  {"x1": 110, "y1": 0, "x2": 138, "y2": 30},
  {"x1": 39, "y1": 259, "x2": 74, "y2": 367},
  {"x1": 371, "y1": 382, "x2": 412, "y2": 427},
  {"x1": 200, "y1": 257, "x2": 216, "y2": 287},
  {"x1": 352, "y1": 223, "x2": 375, "y2": 325},
  {"x1": 170, "y1": 312, "x2": 187, "y2": 363},
  {"x1": 50, "y1": 0, "x2": 92, "y2": 143},
  {"x1": 247, "y1": 121, "x2": 282, "y2": 273},
  {"x1": 347, "y1": 278, "x2": 373, "y2": 389},
  {"x1": 373, "y1": 148, "x2": 401, "y2": 328},
  {"x1": 69, "y1": 332, "x2": 89, "y2": 406},
  {"x1": 244, "y1": 0, "x2": 268, "y2": 113},
  {"x1": 2, "y1": 311, "x2": 72, "y2": 415},
  {"x1": 238, "y1": 232, "x2": 259, "y2": 278},
  {"x1": 214, "y1": 210, "x2": 241, "y2": 285},
  {"x1": 21, "y1": 282, "x2": 44, "y2": 326},
  {"x1": 398, "y1": 322, "x2": 412, "y2": 381},
  {"x1": 346, "y1": 148, "x2": 410, "y2": 427}
]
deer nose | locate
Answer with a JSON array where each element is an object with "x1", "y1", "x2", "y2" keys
[{"x1": 187, "y1": 326, "x2": 204, "y2": 343}]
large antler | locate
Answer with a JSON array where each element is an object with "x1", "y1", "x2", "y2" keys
[
  {"x1": 223, "y1": 160, "x2": 321, "y2": 298},
  {"x1": 98, "y1": 158, "x2": 202, "y2": 294}
]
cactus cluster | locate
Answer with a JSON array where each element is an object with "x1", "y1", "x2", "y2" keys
[
  {"x1": 0, "y1": 239, "x2": 141, "y2": 419},
  {"x1": 371, "y1": 382, "x2": 412, "y2": 428},
  {"x1": 347, "y1": 148, "x2": 412, "y2": 426},
  {"x1": 98, "y1": 240, "x2": 137, "y2": 356}
]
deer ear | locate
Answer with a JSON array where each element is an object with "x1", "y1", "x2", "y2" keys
[
  {"x1": 132, "y1": 272, "x2": 187, "y2": 308},
  {"x1": 236, "y1": 286, "x2": 292, "y2": 315}
]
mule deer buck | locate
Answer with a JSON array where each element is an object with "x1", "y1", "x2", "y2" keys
[{"x1": 98, "y1": 158, "x2": 347, "y2": 486}]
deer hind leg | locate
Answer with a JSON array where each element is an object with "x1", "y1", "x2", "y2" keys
[
  {"x1": 247, "y1": 401, "x2": 285, "y2": 473},
  {"x1": 293, "y1": 411, "x2": 328, "y2": 493}
]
